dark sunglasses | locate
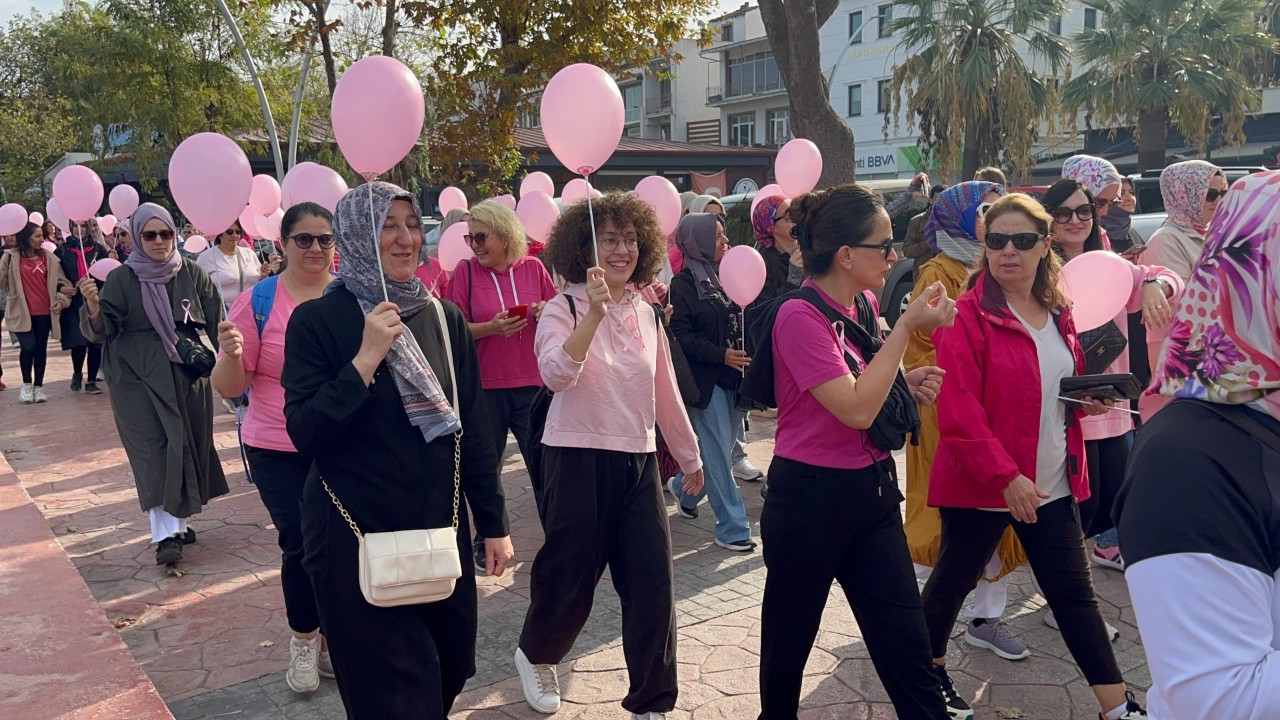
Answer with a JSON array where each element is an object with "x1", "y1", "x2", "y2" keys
[
  {"x1": 847, "y1": 240, "x2": 895, "y2": 259},
  {"x1": 1051, "y1": 204, "x2": 1094, "y2": 224},
  {"x1": 141, "y1": 229, "x2": 175, "y2": 242},
  {"x1": 1205, "y1": 187, "x2": 1229, "y2": 202},
  {"x1": 1093, "y1": 196, "x2": 1113, "y2": 208},
  {"x1": 288, "y1": 232, "x2": 336, "y2": 249},
  {"x1": 464, "y1": 232, "x2": 489, "y2": 247},
  {"x1": 985, "y1": 232, "x2": 1045, "y2": 251}
]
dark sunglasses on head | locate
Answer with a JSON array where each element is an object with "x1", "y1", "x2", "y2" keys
[
  {"x1": 1051, "y1": 204, "x2": 1094, "y2": 224},
  {"x1": 985, "y1": 232, "x2": 1045, "y2": 251},
  {"x1": 288, "y1": 232, "x2": 336, "y2": 249},
  {"x1": 847, "y1": 239, "x2": 895, "y2": 259},
  {"x1": 1206, "y1": 187, "x2": 1229, "y2": 202},
  {"x1": 464, "y1": 232, "x2": 488, "y2": 247},
  {"x1": 141, "y1": 229, "x2": 175, "y2": 242}
]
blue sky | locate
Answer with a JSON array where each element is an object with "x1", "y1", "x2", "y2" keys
[{"x1": 1, "y1": 0, "x2": 63, "y2": 22}]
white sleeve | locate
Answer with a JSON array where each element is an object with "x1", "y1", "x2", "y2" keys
[{"x1": 1126, "y1": 553, "x2": 1280, "y2": 720}]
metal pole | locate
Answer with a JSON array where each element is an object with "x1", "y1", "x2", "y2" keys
[
  {"x1": 289, "y1": 1, "x2": 330, "y2": 171},
  {"x1": 214, "y1": 0, "x2": 284, "y2": 181}
]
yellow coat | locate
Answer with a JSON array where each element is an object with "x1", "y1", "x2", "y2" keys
[{"x1": 903, "y1": 253, "x2": 1027, "y2": 579}]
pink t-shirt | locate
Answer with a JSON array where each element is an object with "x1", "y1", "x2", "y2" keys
[
  {"x1": 773, "y1": 282, "x2": 891, "y2": 470},
  {"x1": 446, "y1": 255, "x2": 558, "y2": 390},
  {"x1": 223, "y1": 282, "x2": 299, "y2": 452},
  {"x1": 414, "y1": 256, "x2": 450, "y2": 298}
]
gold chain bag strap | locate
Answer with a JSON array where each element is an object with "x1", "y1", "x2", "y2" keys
[{"x1": 322, "y1": 298, "x2": 464, "y2": 607}]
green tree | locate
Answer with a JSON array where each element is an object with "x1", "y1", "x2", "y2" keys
[
  {"x1": 1061, "y1": 0, "x2": 1276, "y2": 171},
  {"x1": 884, "y1": 0, "x2": 1071, "y2": 179}
]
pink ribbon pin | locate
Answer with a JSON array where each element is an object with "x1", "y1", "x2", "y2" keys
[{"x1": 181, "y1": 299, "x2": 193, "y2": 324}]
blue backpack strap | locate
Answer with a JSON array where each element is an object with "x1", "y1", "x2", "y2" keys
[{"x1": 251, "y1": 276, "x2": 279, "y2": 338}]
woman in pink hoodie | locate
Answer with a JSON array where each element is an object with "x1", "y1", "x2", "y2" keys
[{"x1": 513, "y1": 193, "x2": 704, "y2": 720}]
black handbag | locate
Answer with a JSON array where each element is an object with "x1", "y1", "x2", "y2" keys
[
  {"x1": 1078, "y1": 320, "x2": 1128, "y2": 375},
  {"x1": 175, "y1": 327, "x2": 216, "y2": 379}
]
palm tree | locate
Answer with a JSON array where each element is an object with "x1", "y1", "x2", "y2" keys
[
  {"x1": 1061, "y1": 0, "x2": 1276, "y2": 171},
  {"x1": 885, "y1": 0, "x2": 1072, "y2": 179}
]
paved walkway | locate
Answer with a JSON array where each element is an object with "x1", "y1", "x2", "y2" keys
[{"x1": 1, "y1": 342, "x2": 1149, "y2": 719}]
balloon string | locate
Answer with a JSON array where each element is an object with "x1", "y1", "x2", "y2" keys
[
  {"x1": 584, "y1": 173, "x2": 599, "y2": 269},
  {"x1": 367, "y1": 178, "x2": 389, "y2": 303}
]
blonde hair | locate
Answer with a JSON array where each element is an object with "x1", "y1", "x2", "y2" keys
[
  {"x1": 969, "y1": 193, "x2": 1067, "y2": 310},
  {"x1": 467, "y1": 200, "x2": 528, "y2": 261}
]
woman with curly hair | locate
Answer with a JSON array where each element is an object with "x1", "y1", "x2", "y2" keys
[{"x1": 514, "y1": 193, "x2": 704, "y2": 720}]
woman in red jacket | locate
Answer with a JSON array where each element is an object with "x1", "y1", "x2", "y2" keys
[{"x1": 921, "y1": 194, "x2": 1148, "y2": 720}]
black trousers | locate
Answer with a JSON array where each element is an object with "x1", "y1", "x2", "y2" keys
[
  {"x1": 518, "y1": 446, "x2": 677, "y2": 715},
  {"x1": 70, "y1": 345, "x2": 103, "y2": 382},
  {"x1": 921, "y1": 498, "x2": 1122, "y2": 686},
  {"x1": 245, "y1": 446, "x2": 320, "y2": 634},
  {"x1": 479, "y1": 386, "x2": 539, "y2": 534},
  {"x1": 301, "y1": 487, "x2": 478, "y2": 719},
  {"x1": 16, "y1": 315, "x2": 52, "y2": 386},
  {"x1": 759, "y1": 456, "x2": 948, "y2": 720},
  {"x1": 1079, "y1": 433, "x2": 1132, "y2": 538}
]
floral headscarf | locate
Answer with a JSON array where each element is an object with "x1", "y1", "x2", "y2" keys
[
  {"x1": 1160, "y1": 160, "x2": 1221, "y2": 235},
  {"x1": 752, "y1": 195, "x2": 787, "y2": 248},
  {"x1": 1062, "y1": 155, "x2": 1123, "y2": 197},
  {"x1": 1152, "y1": 170, "x2": 1280, "y2": 420},
  {"x1": 925, "y1": 181, "x2": 1006, "y2": 264}
]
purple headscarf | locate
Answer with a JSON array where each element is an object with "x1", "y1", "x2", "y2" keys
[
  {"x1": 125, "y1": 204, "x2": 184, "y2": 362},
  {"x1": 752, "y1": 195, "x2": 788, "y2": 248}
]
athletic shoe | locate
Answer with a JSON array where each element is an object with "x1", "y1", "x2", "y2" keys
[
  {"x1": 666, "y1": 477, "x2": 698, "y2": 519},
  {"x1": 934, "y1": 664, "x2": 973, "y2": 719},
  {"x1": 1100, "y1": 691, "x2": 1147, "y2": 719},
  {"x1": 155, "y1": 536, "x2": 183, "y2": 565},
  {"x1": 632, "y1": 713, "x2": 667, "y2": 719},
  {"x1": 1043, "y1": 610, "x2": 1120, "y2": 641},
  {"x1": 514, "y1": 647, "x2": 561, "y2": 714},
  {"x1": 19, "y1": 384, "x2": 33, "y2": 403},
  {"x1": 85, "y1": 381, "x2": 103, "y2": 395},
  {"x1": 181, "y1": 528, "x2": 197, "y2": 545},
  {"x1": 286, "y1": 636, "x2": 320, "y2": 694},
  {"x1": 1092, "y1": 544, "x2": 1125, "y2": 571},
  {"x1": 715, "y1": 538, "x2": 757, "y2": 552},
  {"x1": 732, "y1": 458, "x2": 765, "y2": 483},
  {"x1": 473, "y1": 537, "x2": 486, "y2": 571},
  {"x1": 70, "y1": 376, "x2": 82, "y2": 393},
  {"x1": 33, "y1": 387, "x2": 47, "y2": 403},
  {"x1": 317, "y1": 649, "x2": 335, "y2": 679},
  {"x1": 964, "y1": 618, "x2": 1030, "y2": 660}
]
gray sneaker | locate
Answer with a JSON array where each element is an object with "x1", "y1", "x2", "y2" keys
[{"x1": 964, "y1": 618, "x2": 1030, "y2": 660}]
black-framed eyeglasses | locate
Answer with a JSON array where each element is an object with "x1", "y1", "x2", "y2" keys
[
  {"x1": 985, "y1": 232, "x2": 1045, "y2": 251},
  {"x1": 288, "y1": 233, "x2": 336, "y2": 249},
  {"x1": 464, "y1": 232, "x2": 489, "y2": 247},
  {"x1": 1093, "y1": 196, "x2": 1113, "y2": 208},
  {"x1": 599, "y1": 235, "x2": 640, "y2": 252},
  {"x1": 1051, "y1": 204, "x2": 1094, "y2": 224},
  {"x1": 847, "y1": 240, "x2": 894, "y2": 259},
  {"x1": 141, "y1": 229, "x2": 175, "y2": 242},
  {"x1": 1206, "y1": 187, "x2": 1229, "y2": 202}
]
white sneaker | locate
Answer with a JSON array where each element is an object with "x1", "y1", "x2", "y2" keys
[
  {"x1": 33, "y1": 387, "x2": 47, "y2": 403},
  {"x1": 286, "y1": 636, "x2": 321, "y2": 694},
  {"x1": 317, "y1": 649, "x2": 335, "y2": 679},
  {"x1": 1043, "y1": 610, "x2": 1120, "y2": 642},
  {"x1": 732, "y1": 458, "x2": 765, "y2": 482},
  {"x1": 19, "y1": 384, "x2": 33, "y2": 403},
  {"x1": 633, "y1": 713, "x2": 668, "y2": 719},
  {"x1": 515, "y1": 647, "x2": 560, "y2": 714}
]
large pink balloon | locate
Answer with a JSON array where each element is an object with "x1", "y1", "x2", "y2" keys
[
  {"x1": 109, "y1": 185, "x2": 139, "y2": 219},
  {"x1": 98, "y1": 215, "x2": 118, "y2": 235},
  {"x1": 540, "y1": 64, "x2": 624, "y2": 175},
  {"x1": 750, "y1": 184, "x2": 785, "y2": 218},
  {"x1": 53, "y1": 165, "x2": 105, "y2": 222},
  {"x1": 775, "y1": 139, "x2": 823, "y2": 198},
  {"x1": 1059, "y1": 251, "x2": 1134, "y2": 332},
  {"x1": 332, "y1": 56, "x2": 425, "y2": 177},
  {"x1": 184, "y1": 235, "x2": 209, "y2": 254},
  {"x1": 239, "y1": 206, "x2": 261, "y2": 239},
  {"x1": 249, "y1": 175, "x2": 282, "y2": 215},
  {"x1": 634, "y1": 176, "x2": 681, "y2": 237},
  {"x1": 282, "y1": 162, "x2": 349, "y2": 213},
  {"x1": 28, "y1": 211, "x2": 43, "y2": 226},
  {"x1": 88, "y1": 257, "x2": 121, "y2": 282},
  {"x1": 516, "y1": 191, "x2": 560, "y2": 243},
  {"x1": 0, "y1": 203, "x2": 27, "y2": 235},
  {"x1": 437, "y1": 223, "x2": 474, "y2": 272},
  {"x1": 519, "y1": 172, "x2": 555, "y2": 199},
  {"x1": 562, "y1": 178, "x2": 591, "y2": 205},
  {"x1": 439, "y1": 186, "x2": 468, "y2": 215},
  {"x1": 720, "y1": 245, "x2": 767, "y2": 307},
  {"x1": 46, "y1": 198, "x2": 70, "y2": 236},
  {"x1": 170, "y1": 132, "x2": 253, "y2": 236},
  {"x1": 256, "y1": 208, "x2": 284, "y2": 241},
  {"x1": 494, "y1": 194, "x2": 517, "y2": 210}
]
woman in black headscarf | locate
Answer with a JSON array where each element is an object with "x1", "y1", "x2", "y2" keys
[{"x1": 57, "y1": 223, "x2": 113, "y2": 394}]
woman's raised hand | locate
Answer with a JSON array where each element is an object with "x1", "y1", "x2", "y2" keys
[
  {"x1": 217, "y1": 321, "x2": 244, "y2": 359},
  {"x1": 359, "y1": 302, "x2": 403, "y2": 362},
  {"x1": 898, "y1": 282, "x2": 958, "y2": 333},
  {"x1": 585, "y1": 267, "x2": 610, "y2": 320},
  {"x1": 77, "y1": 275, "x2": 100, "y2": 315}
]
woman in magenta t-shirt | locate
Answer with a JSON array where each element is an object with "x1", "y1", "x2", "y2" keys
[
  {"x1": 758, "y1": 184, "x2": 959, "y2": 719},
  {"x1": 210, "y1": 202, "x2": 337, "y2": 696}
]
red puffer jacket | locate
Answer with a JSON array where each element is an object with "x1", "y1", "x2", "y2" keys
[{"x1": 929, "y1": 270, "x2": 1089, "y2": 509}]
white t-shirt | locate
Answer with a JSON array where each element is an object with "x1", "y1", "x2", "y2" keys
[
  {"x1": 197, "y1": 246, "x2": 261, "y2": 308},
  {"x1": 1011, "y1": 305, "x2": 1074, "y2": 506}
]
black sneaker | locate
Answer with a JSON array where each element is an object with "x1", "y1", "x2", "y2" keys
[
  {"x1": 473, "y1": 536, "x2": 487, "y2": 571},
  {"x1": 155, "y1": 536, "x2": 184, "y2": 566},
  {"x1": 715, "y1": 538, "x2": 757, "y2": 552},
  {"x1": 182, "y1": 528, "x2": 197, "y2": 545},
  {"x1": 70, "y1": 376, "x2": 82, "y2": 393},
  {"x1": 85, "y1": 381, "x2": 103, "y2": 395},
  {"x1": 934, "y1": 664, "x2": 973, "y2": 719},
  {"x1": 1100, "y1": 691, "x2": 1147, "y2": 719}
]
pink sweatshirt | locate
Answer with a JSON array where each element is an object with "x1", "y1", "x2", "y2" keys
[
  {"x1": 1081, "y1": 261, "x2": 1183, "y2": 441},
  {"x1": 535, "y1": 284, "x2": 702, "y2": 475},
  {"x1": 447, "y1": 255, "x2": 558, "y2": 390}
]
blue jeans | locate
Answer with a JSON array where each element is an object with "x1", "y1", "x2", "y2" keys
[
  {"x1": 673, "y1": 386, "x2": 751, "y2": 544},
  {"x1": 731, "y1": 405, "x2": 747, "y2": 466}
]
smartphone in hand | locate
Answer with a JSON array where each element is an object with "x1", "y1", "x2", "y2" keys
[{"x1": 508, "y1": 304, "x2": 529, "y2": 321}]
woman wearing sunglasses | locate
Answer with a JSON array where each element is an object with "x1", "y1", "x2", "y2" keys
[
  {"x1": 210, "y1": 202, "x2": 338, "y2": 695},
  {"x1": 197, "y1": 219, "x2": 271, "y2": 310},
  {"x1": 78, "y1": 204, "x2": 229, "y2": 567},
  {"x1": 923, "y1": 193, "x2": 1148, "y2": 720},
  {"x1": 1061, "y1": 155, "x2": 1123, "y2": 245}
]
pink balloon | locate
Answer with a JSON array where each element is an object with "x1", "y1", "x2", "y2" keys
[
  {"x1": 28, "y1": 211, "x2": 43, "y2": 226},
  {"x1": 1059, "y1": 251, "x2": 1134, "y2": 332},
  {"x1": 46, "y1": 198, "x2": 70, "y2": 236},
  {"x1": 184, "y1": 235, "x2": 209, "y2": 254},
  {"x1": 249, "y1": 175, "x2": 282, "y2": 215},
  {"x1": 775, "y1": 139, "x2": 823, "y2": 198},
  {"x1": 88, "y1": 257, "x2": 121, "y2": 282},
  {"x1": 0, "y1": 203, "x2": 27, "y2": 235},
  {"x1": 635, "y1": 176, "x2": 681, "y2": 237},
  {"x1": 562, "y1": 178, "x2": 591, "y2": 205},
  {"x1": 516, "y1": 191, "x2": 561, "y2": 243},
  {"x1": 750, "y1": 184, "x2": 785, "y2": 218},
  {"x1": 108, "y1": 185, "x2": 139, "y2": 219},
  {"x1": 719, "y1": 245, "x2": 767, "y2": 307},
  {"x1": 494, "y1": 194, "x2": 517, "y2": 210},
  {"x1": 98, "y1": 215, "x2": 118, "y2": 235},
  {"x1": 540, "y1": 64, "x2": 624, "y2": 175},
  {"x1": 170, "y1": 132, "x2": 253, "y2": 236},
  {"x1": 53, "y1": 165, "x2": 105, "y2": 222},
  {"x1": 332, "y1": 56, "x2": 425, "y2": 177},
  {"x1": 437, "y1": 223, "x2": 474, "y2": 272},
  {"x1": 239, "y1": 206, "x2": 261, "y2": 239},
  {"x1": 281, "y1": 162, "x2": 349, "y2": 213},
  {"x1": 519, "y1": 172, "x2": 555, "y2": 199},
  {"x1": 41, "y1": 241, "x2": 57, "y2": 253},
  {"x1": 439, "y1": 186, "x2": 468, "y2": 215},
  {"x1": 260, "y1": 208, "x2": 284, "y2": 241}
]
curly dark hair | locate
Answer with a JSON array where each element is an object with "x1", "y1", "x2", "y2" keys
[{"x1": 542, "y1": 192, "x2": 666, "y2": 284}]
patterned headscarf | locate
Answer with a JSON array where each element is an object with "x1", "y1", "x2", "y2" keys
[
  {"x1": 126, "y1": 204, "x2": 184, "y2": 362},
  {"x1": 1152, "y1": 170, "x2": 1280, "y2": 420},
  {"x1": 752, "y1": 195, "x2": 787, "y2": 248},
  {"x1": 925, "y1": 181, "x2": 1006, "y2": 264},
  {"x1": 1160, "y1": 160, "x2": 1221, "y2": 235},
  {"x1": 331, "y1": 181, "x2": 461, "y2": 443},
  {"x1": 1062, "y1": 155, "x2": 1123, "y2": 197}
]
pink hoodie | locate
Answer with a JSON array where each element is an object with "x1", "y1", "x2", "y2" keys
[{"x1": 535, "y1": 283, "x2": 702, "y2": 475}]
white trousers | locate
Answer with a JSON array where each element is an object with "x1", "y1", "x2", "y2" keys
[
  {"x1": 148, "y1": 507, "x2": 188, "y2": 544},
  {"x1": 916, "y1": 552, "x2": 1009, "y2": 621}
]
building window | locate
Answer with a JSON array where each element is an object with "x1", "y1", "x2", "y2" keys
[
  {"x1": 518, "y1": 109, "x2": 540, "y2": 128},
  {"x1": 847, "y1": 84, "x2": 863, "y2": 117},
  {"x1": 721, "y1": 23, "x2": 734, "y2": 42},
  {"x1": 1050, "y1": 16, "x2": 1062, "y2": 34},
  {"x1": 1084, "y1": 7, "x2": 1097, "y2": 29},
  {"x1": 657, "y1": 123, "x2": 671, "y2": 141},
  {"x1": 877, "y1": 79, "x2": 891, "y2": 114},
  {"x1": 726, "y1": 51, "x2": 781, "y2": 98},
  {"x1": 848, "y1": 10, "x2": 864, "y2": 43},
  {"x1": 878, "y1": 4, "x2": 893, "y2": 38},
  {"x1": 624, "y1": 84, "x2": 642, "y2": 124},
  {"x1": 624, "y1": 126, "x2": 641, "y2": 138},
  {"x1": 766, "y1": 108, "x2": 790, "y2": 146},
  {"x1": 729, "y1": 113, "x2": 755, "y2": 147}
]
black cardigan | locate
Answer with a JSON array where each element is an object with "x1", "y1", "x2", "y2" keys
[
  {"x1": 283, "y1": 288, "x2": 508, "y2": 538},
  {"x1": 669, "y1": 268, "x2": 740, "y2": 411}
]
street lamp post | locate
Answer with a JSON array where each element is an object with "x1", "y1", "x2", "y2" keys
[{"x1": 213, "y1": 0, "x2": 284, "y2": 181}]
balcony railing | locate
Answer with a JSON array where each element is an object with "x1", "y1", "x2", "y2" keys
[
  {"x1": 645, "y1": 94, "x2": 673, "y2": 115},
  {"x1": 706, "y1": 79, "x2": 784, "y2": 104}
]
